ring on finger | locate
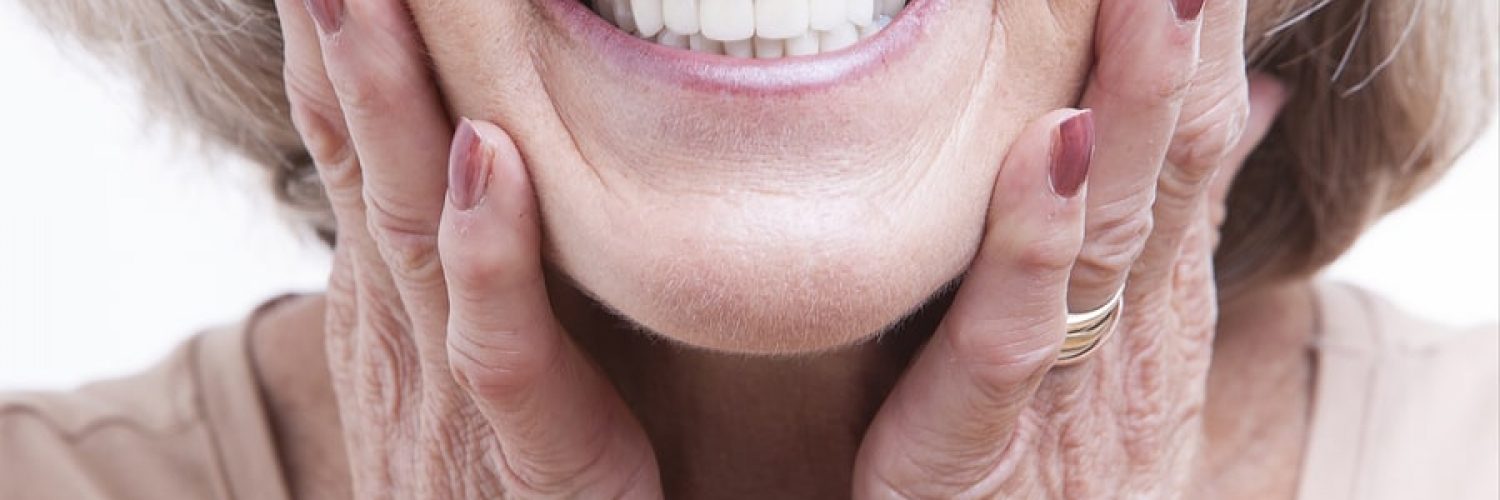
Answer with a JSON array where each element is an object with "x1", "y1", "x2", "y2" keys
[{"x1": 1056, "y1": 286, "x2": 1124, "y2": 367}]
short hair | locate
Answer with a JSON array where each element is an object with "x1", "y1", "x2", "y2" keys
[{"x1": 21, "y1": 0, "x2": 1499, "y2": 297}]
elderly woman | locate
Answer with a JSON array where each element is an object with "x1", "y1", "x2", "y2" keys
[{"x1": 3, "y1": 0, "x2": 1496, "y2": 497}]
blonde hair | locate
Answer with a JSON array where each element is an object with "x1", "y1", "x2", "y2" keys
[{"x1": 21, "y1": 0, "x2": 1498, "y2": 294}]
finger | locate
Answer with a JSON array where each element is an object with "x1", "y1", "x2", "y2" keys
[
  {"x1": 277, "y1": 0, "x2": 357, "y2": 236},
  {"x1": 1130, "y1": 0, "x2": 1253, "y2": 291},
  {"x1": 1207, "y1": 73, "x2": 1289, "y2": 230},
  {"x1": 1068, "y1": 0, "x2": 1205, "y2": 312},
  {"x1": 439, "y1": 120, "x2": 661, "y2": 497},
  {"x1": 304, "y1": 0, "x2": 457, "y2": 374},
  {"x1": 1135, "y1": 72, "x2": 1288, "y2": 291},
  {"x1": 854, "y1": 109, "x2": 1093, "y2": 497},
  {"x1": 278, "y1": 0, "x2": 420, "y2": 401},
  {"x1": 280, "y1": 2, "x2": 429, "y2": 487}
]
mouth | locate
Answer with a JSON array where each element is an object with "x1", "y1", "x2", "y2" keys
[
  {"x1": 541, "y1": 0, "x2": 935, "y2": 92},
  {"x1": 584, "y1": 0, "x2": 908, "y2": 58}
]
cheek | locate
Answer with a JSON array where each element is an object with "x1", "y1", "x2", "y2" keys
[
  {"x1": 408, "y1": 0, "x2": 550, "y2": 126},
  {"x1": 994, "y1": 0, "x2": 1099, "y2": 106}
]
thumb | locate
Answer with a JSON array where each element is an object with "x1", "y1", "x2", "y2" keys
[
  {"x1": 437, "y1": 119, "x2": 661, "y2": 498},
  {"x1": 854, "y1": 109, "x2": 1093, "y2": 497}
]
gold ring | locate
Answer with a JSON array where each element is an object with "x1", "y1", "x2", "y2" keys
[{"x1": 1056, "y1": 286, "x2": 1124, "y2": 367}]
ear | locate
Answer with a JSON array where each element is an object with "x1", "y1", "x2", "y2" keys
[{"x1": 1207, "y1": 72, "x2": 1289, "y2": 228}]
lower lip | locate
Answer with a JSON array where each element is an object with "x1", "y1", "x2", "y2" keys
[{"x1": 536, "y1": 0, "x2": 942, "y2": 95}]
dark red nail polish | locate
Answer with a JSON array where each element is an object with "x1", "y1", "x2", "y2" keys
[
  {"x1": 303, "y1": 0, "x2": 345, "y2": 34},
  {"x1": 1173, "y1": 0, "x2": 1206, "y2": 22},
  {"x1": 1050, "y1": 110, "x2": 1095, "y2": 198},
  {"x1": 449, "y1": 119, "x2": 491, "y2": 211}
]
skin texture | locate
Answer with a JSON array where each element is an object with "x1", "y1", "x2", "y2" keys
[
  {"x1": 406, "y1": 0, "x2": 1099, "y2": 353},
  {"x1": 266, "y1": 0, "x2": 1304, "y2": 496}
]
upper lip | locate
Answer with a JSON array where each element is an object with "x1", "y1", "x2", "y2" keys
[{"x1": 536, "y1": 0, "x2": 936, "y2": 95}]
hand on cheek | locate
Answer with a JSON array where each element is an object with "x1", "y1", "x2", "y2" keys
[
  {"x1": 851, "y1": 0, "x2": 1289, "y2": 496},
  {"x1": 279, "y1": 0, "x2": 662, "y2": 496}
]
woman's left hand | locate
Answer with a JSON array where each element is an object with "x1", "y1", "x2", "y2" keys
[{"x1": 851, "y1": 0, "x2": 1288, "y2": 497}]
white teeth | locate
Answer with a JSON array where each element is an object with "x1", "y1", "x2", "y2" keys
[
  {"x1": 657, "y1": 30, "x2": 691, "y2": 48},
  {"x1": 600, "y1": 0, "x2": 905, "y2": 58},
  {"x1": 754, "y1": 0, "x2": 810, "y2": 39},
  {"x1": 699, "y1": 0, "x2": 756, "y2": 41},
  {"x1": 689, "y1": 33, "x2": 725, "y2": 54},
  {"x1": 819, "y1": 22, "x2": 858, "y2": 52},
  {"x1": 663, "y1": 0, "x2": 700, "y2": 34},
  {"x1": 754, "y1": 37, "x2": 785, "y2": 58},
  {"x1": 725, "y1": 39, "x2": 755, "y2": 57},
  {"x1": 846, "y1": 0, "x2": 875, "y2": 26},
  {"x1": 807, "y1": 0, "x2": 844, "y2": 30},
  {"x1": 785, "y1": 31, "x2": 820, "y2": 56},
  {"x1": 632, "y1": 0, "x2": 666, "y2": 37}
]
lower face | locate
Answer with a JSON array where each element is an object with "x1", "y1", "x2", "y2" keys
[{"x1": 407, "y1": 0, "x2": 1098, "y2": 354}]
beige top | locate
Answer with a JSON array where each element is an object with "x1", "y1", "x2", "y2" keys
[{"x1": 1, "y1": 282, "x2": 1495, "y2": 499}]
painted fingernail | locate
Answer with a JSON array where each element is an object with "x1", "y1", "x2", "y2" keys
[
  {"x1": 303, "y1": 0, "x2": 345, "y2": 34},
  {"x1": 449, "y1": 119, "x2": 492, "y2": 211},
  {"x1": 1173, "y1": 0, "x2": 1206, "y2": 22},
  {"x1": 1050, "y1": 110, "x2": 1095, "y2": 198}
]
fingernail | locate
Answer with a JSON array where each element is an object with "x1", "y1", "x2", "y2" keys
[
  {"x1": 1050, "y1": 110, "x2": 1095, "y2": 198},
  {"x1": 303, "y1": 0, "x2": 345, "y2": 34},
  {"x1": 449, "y1": 119, "x2": 492, "y2": 211},
  {"x1": 1172, "y1": 0, "x2": 1206, "y2": 22}
]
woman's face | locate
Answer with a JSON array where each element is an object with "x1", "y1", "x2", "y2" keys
[{"x1": 406, "y1": 0, "x2": 1098, "y2": 354}]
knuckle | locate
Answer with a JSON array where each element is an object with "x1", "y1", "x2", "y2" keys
[
  {"x1": 327, "y1": 51, "x2": 423, "y2": 122},
  {"x1": 1077, "y1": 205, "x2": 1154, "y2": 279},
  {"x1": 442, "y1": 236, "x2": 517, "y2": 294},
  {"x1": 1168, "y1": 87, "x2": 1251, "y2": 177},
  {"x1": 329, "y1": 65, "x2": 395, "y2": 119},
  {"x1": 1155, "y1": 165, "x2": 1209, "y2": 208},
  {"x1": 947, "y1": 318, "x2": 1060, "y2": 391},
  {"x1": 365, "y1": 194, "x2": 441, "y2": 279},
  {"x1": 286, "y1": 96, "x2": 358, "y2": 188},
  {"x1": 447, "y1": 326, "x2": 556, "y2": 401},
  {"x1": 1014, "y1": 239, "x2": 1080, "y2": 275},
  {"x1": 1003, "y1": 227, "x2": 1085, "y2": 276}
]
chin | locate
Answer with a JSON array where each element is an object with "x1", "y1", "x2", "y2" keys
[
  {"x1": 409, "y1": 0, "x2": 1095, "y2": 354},
  {"x1": 549, "y1": 189, "x2": 982, "y2": 354}
]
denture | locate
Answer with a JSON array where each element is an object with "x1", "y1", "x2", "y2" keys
[{"x1": 588, "y1": 0, "x2": 904, "y2": 58}]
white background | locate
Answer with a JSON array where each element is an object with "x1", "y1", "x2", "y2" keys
[{"x1": 1, "y1": 3, "x2": 1496, "y2": 390}]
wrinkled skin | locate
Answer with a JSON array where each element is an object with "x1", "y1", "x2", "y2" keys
[{"x1": 275, "y1": 0, "x2": 1286, "y2": 495}]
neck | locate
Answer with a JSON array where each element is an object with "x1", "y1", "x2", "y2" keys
[
  {"x1": 546, "y1": 269, "x2": 947, "y2": 497},
  {"x1": 249, "y1": 277, "x2": 1317, "y2": 499},
  {"x1": 1197, "y1": 281, "x2": 1319, "y2": 499}
]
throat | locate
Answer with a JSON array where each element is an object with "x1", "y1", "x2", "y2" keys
[{"x1": 546, "y1": 268, "x2": 948, "y2": 498}]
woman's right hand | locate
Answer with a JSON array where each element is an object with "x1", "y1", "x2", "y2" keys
[{"x1": 275, "y1": 0, "x2": 662, "y2": 496}]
